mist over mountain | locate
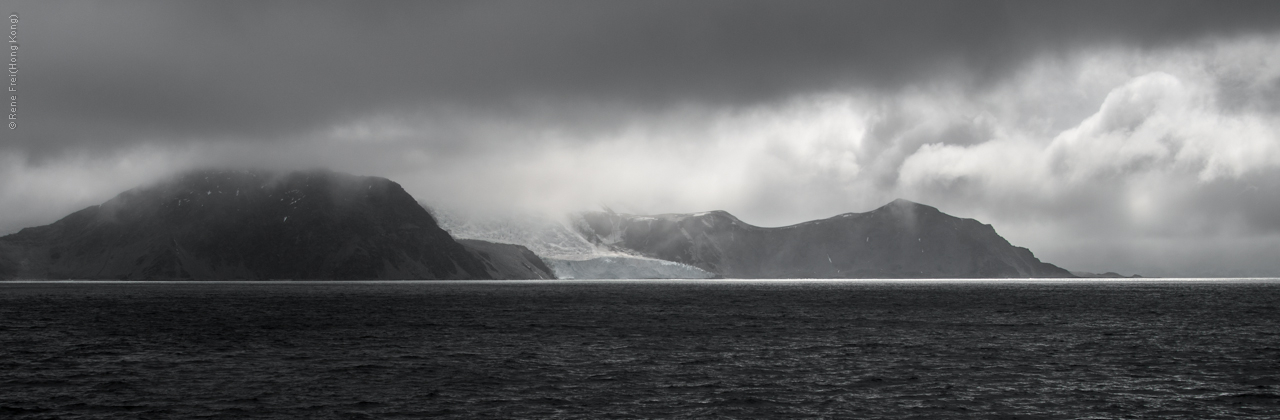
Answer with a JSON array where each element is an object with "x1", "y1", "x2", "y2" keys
[
  {"x1": 0, "y1": 170, "x2": 499, "y2": 280},
  {"x1": 576, "y1": 199, "x2": 1073, "y2": 278}
]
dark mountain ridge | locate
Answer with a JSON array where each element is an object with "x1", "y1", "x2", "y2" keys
[
  {"x1": 576, "y1": 199, "x2": 1073, "y2": 278},
  {"x1": 0, "y1": 169, "x2": 523, "y2": 280}
]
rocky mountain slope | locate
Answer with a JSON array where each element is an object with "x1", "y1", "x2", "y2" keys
[
  {"x1": 0, "y1": 169, "x2": 505, "y2": 280},
  {"x1": 458, "y1": 239, "x2": 556, "y2": 280},
  {"x1": 575, "y1": 199, "x2": 1074, "y2": 278}
]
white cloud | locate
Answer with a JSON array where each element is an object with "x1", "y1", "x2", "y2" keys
[{"x1": 893, "y1": 34, "x2": 1280, "y2": 274}]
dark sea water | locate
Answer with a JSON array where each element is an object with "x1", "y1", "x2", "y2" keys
[{"x1": 2, "y1": 280, "x2": 1280, "y2": 419}]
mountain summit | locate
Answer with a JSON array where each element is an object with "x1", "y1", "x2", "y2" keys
[
  {"x1": 574, "y1": 199, "x2": 1073, "y2": 278},
  {"x1": 0, "y1": 169, "x2": 511, "y2": 280}
]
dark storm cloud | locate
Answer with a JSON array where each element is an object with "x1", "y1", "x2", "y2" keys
[
  {"x1": 5, "y1": 0, "x2": 1280, "y2": 276},
  {"x1": 7, "y1": 0, "x2": 1280, "y2": 157}
]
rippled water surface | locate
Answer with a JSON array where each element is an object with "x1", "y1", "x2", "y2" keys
[{"x1": 3, "y1": 280, "x2": 1280, "y2": 418}]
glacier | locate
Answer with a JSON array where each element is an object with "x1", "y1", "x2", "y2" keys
[
  {"x1": 428, "y1": 205, "x2": 714, "y2": 279},
  {"x1": 547, "y1": 257, "x2": 715, "y2": 280}
]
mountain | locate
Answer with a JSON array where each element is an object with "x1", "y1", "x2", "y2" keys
[
  {"x1": 0, "y1": 170, "x2": 1078, "y2": 280},
  {"x1": 0, "y1": 169, "x2": 497, "y2": 280},
  {"x1": 574, "y1": 199, "x2": 1074, "y2": 278}
]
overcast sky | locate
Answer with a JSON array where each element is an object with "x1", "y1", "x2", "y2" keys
[{"x1": 3, "y1": 0, "x2": 1280, "y2": 276}]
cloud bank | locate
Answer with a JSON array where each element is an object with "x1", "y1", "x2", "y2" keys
[{"x1": 3, "y1": 1, "x2": 1280, "y2": 276}]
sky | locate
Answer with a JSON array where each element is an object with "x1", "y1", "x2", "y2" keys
[{"x1": 2, "y1": 0, "x2": 1280, "y2": 277}]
